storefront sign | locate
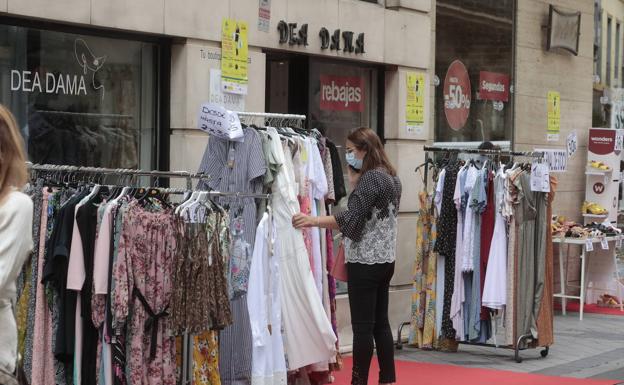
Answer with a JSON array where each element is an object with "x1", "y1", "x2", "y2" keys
[
  {"x1": 209, "y1": 69, "x2": 245, "y2": 111},
  {"x1": 11, "y1": 70, "x2": 87, "y2": 96},
  {"x1": 319, "y1": 75, "x2": 364, "y2": 112},
  {"x1": 535, "y1": 148, "x2": 567, "y2": 172},
  {"x1": 477, "y1": 71, "x2": 509, "y2": 102},
  {"x1": 9, "y1": 38, "x2": 105, "y2": 99},
  {"x1": 406, "y1": 72, "x2": 425, "y2": 134},
  {"x1": 443, "y1": 60, "x2": 471, "y2": 131},
  {"x1": 277, "y1": 20, "x2": 364, "y2": 54},
  {"x1": 547, "y1": 91, "x2": 560, "y2": 141},
  {"x1": 221, "y1": 19, "x2": 249, "y2": 95},
  {"x1": 546, "y1": 5, "x2": 581, "y2": 56},
  {"x1": 588, "y1": 129, "x2": 616, "y2": 155},
  {"x1": 258, "y1": 0, "x2": 271, "y2": 32}
]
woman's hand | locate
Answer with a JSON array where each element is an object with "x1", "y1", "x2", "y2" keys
[{"x1": 292, "y1": 213, "x2": 315, "y2": 229}]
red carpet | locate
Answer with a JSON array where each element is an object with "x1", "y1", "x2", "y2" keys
[
  {"x1": 333, "y1": 357, "x2": 619, "y2": 385},
  {"x1": 554, "y1": 302, "x2": 624, "y2": 316}
]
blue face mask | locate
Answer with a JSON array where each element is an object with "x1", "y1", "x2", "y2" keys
[{"x1": 345, "y1": 151, "x2": 363, "y2": 170}]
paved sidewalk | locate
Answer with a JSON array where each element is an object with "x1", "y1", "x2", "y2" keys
[{"x1": 396, "y1": 312, "x2": 624, "y2": 382}]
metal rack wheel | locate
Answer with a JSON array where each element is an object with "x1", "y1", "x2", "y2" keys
[
  {"x1": 540, "y1": 347, "x2": 549, "y2": 358},
  {"x1": 396, "y1": 322, "x2": 410, "y2": 350}
]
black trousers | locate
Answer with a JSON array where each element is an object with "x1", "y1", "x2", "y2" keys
[{"x1": 347, "y1": 262, "x2": 396, "y2": 385}]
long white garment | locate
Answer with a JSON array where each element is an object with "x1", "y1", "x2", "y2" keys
[
  {"x1": 450, "y1": 166, "x2": 467, "y2": 340},
  {"x1": 247, "y1": 212, "x2": 287, "y2": 385},
  {"x1": 482, "y1": 168, "x2": 508, "y2": 309},
  {"x1": 307, "y1": 138, "x2": 328, "y2": 301},
  {"x1": 267, "y1": 128, "x2": 337, "y2": 370}
]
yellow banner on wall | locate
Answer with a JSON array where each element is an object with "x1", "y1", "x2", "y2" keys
[
  {"x1": 406, "y1": 72, "x2": 425, "y2": 134},
  {"x1": 221, "y1": 18, "x2": 248, "y2": 95},
  {"x1": 547, "y1": 90, "x2": 560, "y2": 141}
]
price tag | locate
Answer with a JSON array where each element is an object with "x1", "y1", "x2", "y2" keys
[
  {"x1": 601, "y1": 236, "x2": 609, "y2": 250},
  {"x1": 535, "y1": 148, "x2": 567, "y2": 173},
  {"x1": 585, "y1": 238, "x2": 594, "y2": 252},
  {"x1": 530, "y1": 163, "x2": 551, "y2": 192},
  {"x1": 566, "y1": 131, "x2": 578, "y2": 158}
]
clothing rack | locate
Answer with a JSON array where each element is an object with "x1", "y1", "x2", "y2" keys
[
  {"x1": 420, "y1": 146, "x2": 544, "y2": 191},
  {"x1": 36, "y1": 110, "x2": 134, "y2": 119},
  {"x1": 234, "y1": 111, "x2": 307, "y2": 129},
  {"x1": 27, "y1": 162, "x2": 208, "y2": 190},
  {"x1": 396, "y1": 146, "x2": 550, "y2": 363}
]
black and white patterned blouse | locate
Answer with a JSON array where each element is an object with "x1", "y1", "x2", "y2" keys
[{"x1": 335, "y1": 168, "x2": 402, "y2": 264}]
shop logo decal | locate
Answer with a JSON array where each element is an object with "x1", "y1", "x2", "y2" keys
[
  {"x1": 75, "y1": 39, "x2": 106, "y2": 101},
  {"x1": 593, "y1": 182, "x2": 605, "y2": 194}
]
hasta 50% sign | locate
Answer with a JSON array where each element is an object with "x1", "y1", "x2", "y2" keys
[{"x1": 443, "y1": 60, "x2": 471, "y2": 131}]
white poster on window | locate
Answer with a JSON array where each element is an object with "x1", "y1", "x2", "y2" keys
[{"x1": 209, "y1": 69, "x2": 245, "y2": 111}]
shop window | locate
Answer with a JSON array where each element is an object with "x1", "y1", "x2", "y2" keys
[
  {"x1": 266, "y1": 54, "x2": 380, "y2": 294},
  {"x1": 0, "y1": 24, "x2": 161, "y2": 169},
  {"x1": 435, "y1": 0, "x2": 514, "y2": 145}
]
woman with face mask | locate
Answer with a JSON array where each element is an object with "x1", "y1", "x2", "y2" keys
[
  {"x1": 0, "y1": 105, "x2": 33, "y2": 384},
  {"x1": 293, "y1": 127, "x2": 402, "y2": 385}
]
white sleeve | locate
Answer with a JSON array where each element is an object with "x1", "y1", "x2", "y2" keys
[
  {"x1": 0, "y1": 193, "x2": 33, "y2": 294},
  {"x1": 247, "y1": 214, "x2": 270, "y2": 347},
  {"x1": 434, "y1": 169, "x2": 446, "y2": 214}
]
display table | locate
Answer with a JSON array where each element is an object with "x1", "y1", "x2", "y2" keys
[{"x1": 553, "y1": 236, "x2": 624, "y2": 320}]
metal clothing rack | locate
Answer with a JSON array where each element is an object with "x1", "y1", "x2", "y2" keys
[
  {"x1": 27, "y1": 162, "x2": 208, "y2": 190},
  {"x1": 36, "y1": 110, "x2": 134, "y2": 119},
  {"x1": 234, "y1": 111, "x2": 307, "y2": 129},
  {"x1": 396, "y1": 146, "x2": 549, "y2": 363},
  {"x1": 419, "y1": 146, "x2": 545, "y2": 190}
]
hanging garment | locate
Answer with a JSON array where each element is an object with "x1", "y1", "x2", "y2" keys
[
  {"x1": 267, "y1": 127, "x2": 337, "y2": 370},
  {"x1": 193, "y1": 331, "x2": 222, "y2": 385},
  {"x1": 450, "y1": 165, "x2": 467, "y2": 340},
  {"x1": 22, "y1": 188, "x2": 47, "y2": 384},
  {"x1": 171, "y1": 212, "x2": 232, "y2": 335},
  {"x1": 30, "y1": 191, "x2": 59, "y2": 385},
  {"x1": 482, "y1": 168, "x2": 508, "y2": 310},
  {"x1": 514, "y1": 172, "x2": 547, "y2": 345},
  {"x1": 247, "y1": 212, "x2": 287, "y2": 385},
  {"x1": 112, "y1": 202, "x2": 181, "y2": 385},
  {"x1": 534, "y1": 176, "x2": 557, "y2": 347},
  {"x1": 197, "y1": 128, "x2": 267, "y2": 297},
  {"x1": 479, "y1": 171, "x2": 495, "y2": 321},
  {"x1": 409, "y1": 192, "x2": 437, "y2": 349},
  {"x1": 434, "y1": 162, "x2": 460, "y2": 342}
]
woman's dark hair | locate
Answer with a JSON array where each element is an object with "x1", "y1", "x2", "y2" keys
[{"x1": 347, "y1": 127, "x2": 397, "y2": 176}]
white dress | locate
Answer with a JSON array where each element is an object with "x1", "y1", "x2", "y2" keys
[
  {"x1": 451, "y1": 165, "x2": 467, "y2": 340},
  {"x1": 247, "y1": 212, "x2": 287, "y2": 385},
  {"x1": 267, "y1": 128, "x2": 337, "y2": 371},
  {"x1": 482, "y1": 168, "x2": 508, "y2": 309}
]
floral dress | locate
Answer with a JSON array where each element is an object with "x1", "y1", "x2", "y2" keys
[
  {"x1": 113, "y1": 201, "x2": 182, "y2": 385},
  {"x1": 409, "y1": 192, "x2": 437, "y2": 349}
]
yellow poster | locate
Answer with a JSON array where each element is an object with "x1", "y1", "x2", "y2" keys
[
  {"x1": 406, "y1": 72, "x2": 425, "y2": 134},
  {"x1": 221, "y1": 18, "x2": 248, "y2": 95},
  {"x1": 547, "y1": 91, "x2": 560, "y2": 141}
]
